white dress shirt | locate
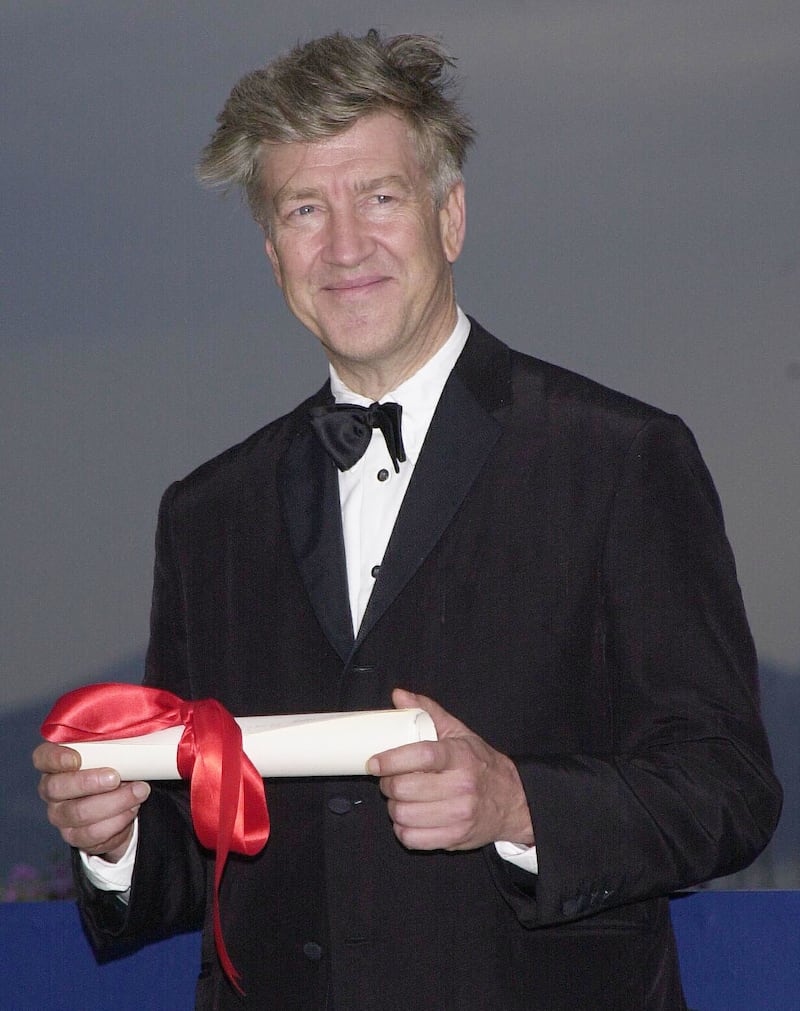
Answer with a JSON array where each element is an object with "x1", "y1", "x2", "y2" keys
[
  {"x1": 82, "y1": 307, "x2": 536, "y2": 891},
  {"x1": 333, "y1": 307, "x2": 470, "y2": 634}
]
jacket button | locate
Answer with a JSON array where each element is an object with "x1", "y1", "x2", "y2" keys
[
  {"x1": 303, "y1": 941, "x2": 323, "y2": 960},
  {"x1": 328, "y1": 796, "x2": 353, "y2": 815},
  {"x1": 561, "y1": 897, "x2": 585, "y2": 917}
]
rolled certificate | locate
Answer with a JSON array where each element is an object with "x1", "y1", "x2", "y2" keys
[{"x1": 68, "y1": 708, "x2": 438, "y2": 780}]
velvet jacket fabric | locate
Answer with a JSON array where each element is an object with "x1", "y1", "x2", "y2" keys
[{"x1": 76, "y1": 321, "x2": 781, "y2": 1009}]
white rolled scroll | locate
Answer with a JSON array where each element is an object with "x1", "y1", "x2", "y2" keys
[{"x1": 68, "y1": 709, "x2": 437, "y2": 780}]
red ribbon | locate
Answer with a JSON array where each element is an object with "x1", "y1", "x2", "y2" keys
[{"x1": 41, "y1": 683, "x2": 270, "y2": 996}]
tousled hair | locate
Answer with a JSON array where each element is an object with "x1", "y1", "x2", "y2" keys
[{"x1": 196, "y1": 29, "x2": 475, "y2": 226}]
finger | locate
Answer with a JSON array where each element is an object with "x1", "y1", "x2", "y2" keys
[
  {"x1": 391, "y1": 687, "x2": 421, "y2": 710},
  {"x1": 379, "y1": 767, "x2": 467, "y2": 802},
  {"x1": 38, "y1": 766, "x2": 123, "y2": 803},
  {"x1": 32, "y1": 742, "x2": 81, "y2": 774},
  {"x1": 47, "y1": 780, "x2": 149, "y2": 828},
  {"x1": 367, "y1": 738, "x2": 445, "y2": 777},
  {"x1": 391, "y1": 821, "x2": 472, "y2": 852},
  {"x1": 58, "y1": 809, "x2": 139, "y2": 857},
  {"x1": 391, "y1": 688, "x2": 469, "y2": 739},
  {"x1": 388, "y1": 791, "x2": 478, "y2": 829}
]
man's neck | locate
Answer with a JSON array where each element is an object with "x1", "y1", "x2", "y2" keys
[{"x1": 327, "y1": 306, "x2": 459, "y2": 401}]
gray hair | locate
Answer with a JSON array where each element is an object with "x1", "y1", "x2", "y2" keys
[{"x1": 196, "y1": 29, "x2": 475, "y2": 227}]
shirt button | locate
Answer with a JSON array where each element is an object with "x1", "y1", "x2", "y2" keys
[
  {"x1": 303, "y1": 941, "x2": 323, "y2": 960},
  {"x1": 377, "y1": 468, "x2": 389, "y2": 482},
  {"x1": 371, "y1": 565, "x2": 381, "y2": 578}
]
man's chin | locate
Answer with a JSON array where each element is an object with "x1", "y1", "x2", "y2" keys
[{"x1": 316, "y1": 319, "x2": 403, "y2": 365}]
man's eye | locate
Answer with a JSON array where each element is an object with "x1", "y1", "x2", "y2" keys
[
  {"x1": 292, "y1": 205, "x2": 315, "y2": 217},
  {"x1": 374, "y1": 194, "x2": 393, "y2": 204}
]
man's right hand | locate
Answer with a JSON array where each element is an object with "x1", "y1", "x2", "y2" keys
[{"x1": 33, "y1": 742, "x2": 150, "y2": 862}]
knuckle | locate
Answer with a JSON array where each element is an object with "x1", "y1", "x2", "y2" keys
[
  {"x1": 78, "y1": 769, "x2": 106, "y2": 794},
  {"x1": 80, "y1": 819, "x2": 115, "y2": 851},
  {"x1": 68, "y1": 795, "x2": 88, "y2": 825},
  {"x1": 47, "y1": 797, "x2": 79, "y2": 830},
  {"x1": 71, "y1": 794, "x2": 102, "y2": 827},
  {"x1": 389, "y1": 777, "x2": 411, "y2": 802},
  {"x1": 453, "y1": 769, "x2": 479, "y2": 796},
  {"x1": 46, "y1": 803, "x2": 63, "y2": 829},
  {"x1": 72, "y1": 828, "x2": 115, "y2": 854},
  {"x1": 394, "y1": 825, "x2": 412, "y2": 848},
  {"x1": 60, "y1": 827, "x2": 77, "y2": 847},
  {"x1": 420, "y1": 741, "x2": 439, "y2": 766},
  {"x1": 455, "y1": 795, "x2": 478, "y2": 822},
  {"x1": 39, "y1": 769, "x2": 79, "y2": 803},
  {"x1": 32, "y1": 742, "x2": 55, "y2": 770}
]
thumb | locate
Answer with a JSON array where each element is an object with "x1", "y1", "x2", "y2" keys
[{"x1": 391, "y1": 688, "x2": 469, "y2": 739}]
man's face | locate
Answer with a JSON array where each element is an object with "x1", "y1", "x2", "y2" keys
[{"x1": 262, "y1": 112, "x2": 466, "y2": 394}]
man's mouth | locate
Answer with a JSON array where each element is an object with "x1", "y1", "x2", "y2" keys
[{"x1": 323, "y1": 276, "x2": 388, "y2": 294}]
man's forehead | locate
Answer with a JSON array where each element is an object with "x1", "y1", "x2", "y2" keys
[{"x1": 261, "y1": 112, "x2": 424, "y2": 194}]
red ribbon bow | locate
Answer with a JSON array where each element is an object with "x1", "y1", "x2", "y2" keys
[{"x1": 41, "y1": 683, "x2": 270, "y2": 996}]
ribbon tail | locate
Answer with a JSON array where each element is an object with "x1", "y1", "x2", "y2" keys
[
  {"x1": 213, "y1": 850, "x2": 244, "y2": 997},
  {"x1": 187, "y1": 700, "x2": 255, "y2": 997},
  {"x1": 214, "y1": 714, "x2": 247, "y2": 996}
]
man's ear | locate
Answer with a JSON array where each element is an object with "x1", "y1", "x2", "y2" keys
[
  {"x1": 439, "y1": 180, "x2": 466, "y2": 265},
  {"x1": 265, "y1": 237, "x2": 283, "y2": 289}
]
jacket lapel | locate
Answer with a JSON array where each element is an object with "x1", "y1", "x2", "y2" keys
[
  {"x1": 278, "y1": 398, "x2": 355, "y2": 662},
  {"x1": 278, "y1": 323, "x2": 514, "y2": 660},
  {"x1": 356, "y1": 323, "x2": 511, "y2": 645}
]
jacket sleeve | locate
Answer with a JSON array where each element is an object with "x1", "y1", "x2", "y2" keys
[
  {"x1": 76, "y1": 481, "x2": 209, "y2": 952},
  {"x1": 488, "y1": 415, "x2": 782, "y2": 927}
]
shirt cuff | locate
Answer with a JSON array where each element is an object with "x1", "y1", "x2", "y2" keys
[
  {"x1": 79, "y1": 818, "x2": 138, "y2": 899},
  {"x1": 494, "y1": 840, "x2": 538, "y2": 875}
]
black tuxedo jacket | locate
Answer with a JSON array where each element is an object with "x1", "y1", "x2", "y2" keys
[{"x1": 78, "y1": 321, "x2": 781, "y2": 1009}]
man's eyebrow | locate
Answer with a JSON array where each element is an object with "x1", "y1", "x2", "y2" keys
[
  {"x1": 272, "y1": 185, "x2": 323, "y2": 210},
  {"x1": 355, "y1": 174, "x2": 413, "y2": 194}
]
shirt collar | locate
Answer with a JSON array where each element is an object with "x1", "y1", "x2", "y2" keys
[{"x1": 329, "y1": 307, "x2": 471, "y2": 463}]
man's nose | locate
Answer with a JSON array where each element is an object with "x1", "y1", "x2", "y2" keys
[{"x1": 322, "y1": 206, "x2": 374, "y2": 266}]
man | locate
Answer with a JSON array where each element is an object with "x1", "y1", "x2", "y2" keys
[{"x1": 34, "y1": 30, "x2": 780, "y2": 1010}]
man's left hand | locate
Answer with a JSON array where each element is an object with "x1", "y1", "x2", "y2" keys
[{"x1": 368, "y1": 688, "x2": 535, "y2": 851}]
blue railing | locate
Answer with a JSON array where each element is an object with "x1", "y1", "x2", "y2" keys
[{"x1": 1, "y1": 892, "x2": 797, "y2": 1010}]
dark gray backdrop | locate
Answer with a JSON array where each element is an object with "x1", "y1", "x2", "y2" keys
[{"x1": 2, "y1": 1, "x2": 798, "y2": 887}]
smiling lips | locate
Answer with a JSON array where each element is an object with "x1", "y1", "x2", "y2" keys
[{"x1": 322, "y1": 275, "x2": 388, "y2": 295}]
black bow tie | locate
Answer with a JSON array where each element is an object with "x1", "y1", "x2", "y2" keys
[{"x1": 309, "y1": 401, "x2": 407, "y2": 473}]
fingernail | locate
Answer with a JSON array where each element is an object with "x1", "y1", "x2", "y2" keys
[
  {"x1": 132, "y1": 782, "x2": 151, "y2": 801},
  {"x1": 367, "y1": 757, "x2": 379, "y2": 775},
  {"x1": 98, "y1": 770, "x2": 119, "y2": 788}
]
